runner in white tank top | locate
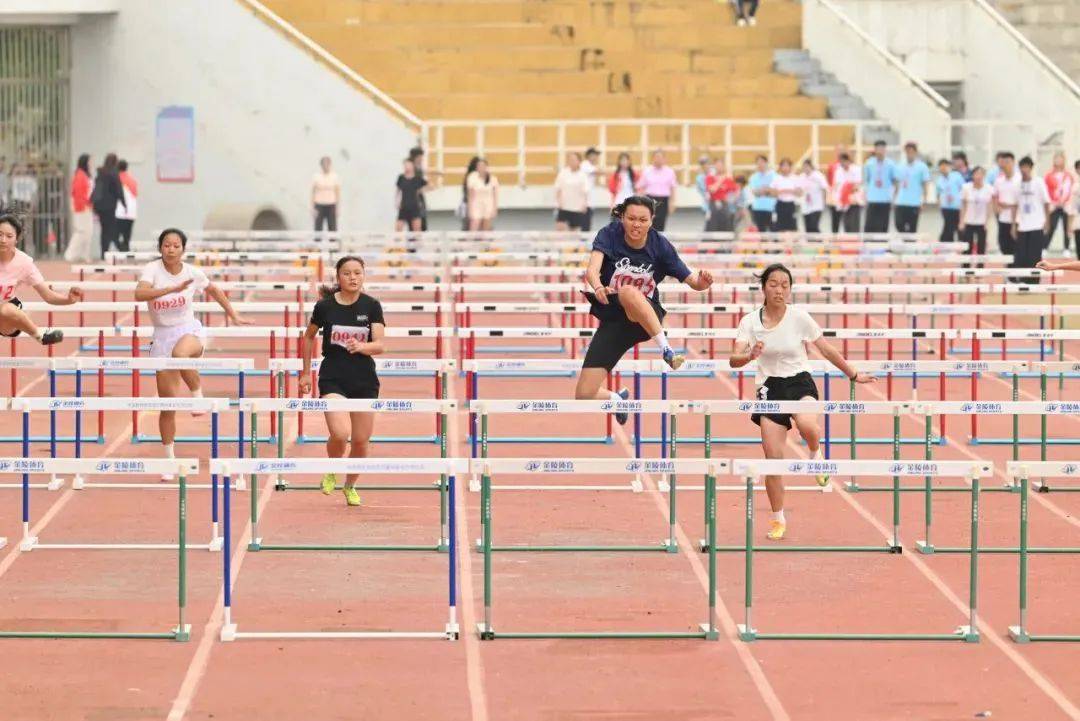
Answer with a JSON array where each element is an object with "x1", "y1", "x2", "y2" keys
[
  {"x1": 0, "y1": 213, "x2": 82, "y2": 345},
  {"x1": 134, "y1": 228, "x2": 248, "y2": 479}
]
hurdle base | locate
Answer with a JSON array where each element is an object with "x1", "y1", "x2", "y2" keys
[
  {"x1": 1008, "y1": 625, "x2": 1030, "y2": 643},
  {"x1": 134, "y1": 434, "x2": 275, "y2": 445},
  {"x1": 465, "y1": 435, "x2": 613, "y2": 445},
  {"x1": 706, "y1": 543, "x2": 900, "y2": 554},
  {"x1": 48, "y1": 476, "x2": 64, "y2": 491},
  {"x1": 28, "y1": 541, "x2": 221, "y2": 551},
  {"x1": 737, "y1": 624, "x2": 757, "y2": 642},
  {"x1": 222, "y1": 626, "x2": 456, "y2": 640},
  {"x1": 742, "y1": 628, "x2": 979, "y2": 642},
  {"x1": 916, "y1": 540, "x2": 935, "y2": 554},
  {"x1": 19, "y1": 536, "x2": 37, "y2": 551},
  {"x1": 474, "y1": 539, "x2": 670, "y2": 553},
  {"x1": 661, "y1": 538, "x2": 679, "y2": 554},
  {"x1": 476, "y1": 623, "x2": 710, "y2": 640},
  {"x1": 0, "y1": 537, "x2": 6, "y2": 549},
  {"x1": 297, "y1": 434, "x2": 438, "y2": 445},
  {"x1": 174, "y1": 624, "x2": 192, "y2": 642},
  {"x1": 698, "y1": 623, "x2": 721, "y2": 641},
  {"x1": 249, "y1": 537, "x2": 263, "y2": 551},
  {"x1": 446, "y1": 622, "x2": 460, "y2": 640},
  {"x1": 220, "y1": 623, "x2": 238, "y2": 642}
]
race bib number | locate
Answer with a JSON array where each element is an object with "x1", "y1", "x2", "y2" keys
[
  {"x1": 152, "y1": 295, "x2": 187, "y2": 314},
  {"x1": 1023, "y1": 203, "x2": 1033, "y2": 215},
  {"x1": 609, "y1": 257, "x2": 657, "y2": 298},
  {"x1": 329, "y1": 324, "x2": 369, "y2": 349}
]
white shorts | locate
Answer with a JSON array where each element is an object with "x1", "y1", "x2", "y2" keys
[{"x1": 150, "y1": 320, "x2": 207, "y2": 358}]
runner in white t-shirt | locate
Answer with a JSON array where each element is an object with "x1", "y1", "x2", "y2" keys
[
  {"x1": 992, "y1": 152, "x2": 1021, "y2": 256},
  {"x1": 959, "y1": 166, "x2": 994, "y2": 261},
  {"x1": 0, "y1": 213, "x2": 81, "y2": 345},
  {"x1": 798, "y1": 160, "x2": 828, "y2": 233},
  {"x1": 1011, "y1": 156, "x2": 1050, "y2": 282},
  {"x1": 768, "y1": 159, "x2": 803, "y2": 232},
  {"x1": 135, "y1": 228, "x2": 249, "y2": 478},
  {"x1": 730, "y1": 263, "x2": 874, "y2": 541}
]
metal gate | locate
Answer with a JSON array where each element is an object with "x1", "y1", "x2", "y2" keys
[{"x1": 0, "y1": 26, "x2": 71, "y2": 257}]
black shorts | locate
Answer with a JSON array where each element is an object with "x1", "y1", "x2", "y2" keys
[
  {"x1": 751, "y1": 371, "x2": 818, "y2": 430},
  {"x1": 0, "y1": 297, "x2": 23, "y2": 338},
  {"x1": 318, "y1": 376, "x2": 380, "y2": 400},
  {"x1": 398, "y1": 207, "x2": 422, "y2": 223},
  {"x1": 556, "y1": 209, "x2": 589, "y2": 229},
  {"x1": 581, "y1": 294, "x2": 665, "y2": 370}
]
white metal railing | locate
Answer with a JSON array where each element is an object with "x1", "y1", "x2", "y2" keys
[
  {"x1": 423, "y1": 118, "x2": 1064, "y2": 188},
  {"x1": 973, "y1": 0, "x2": 1080, "y2": 102},
  {"x1": 237, "y1": 0, "x2": 423, "y2": 131}
]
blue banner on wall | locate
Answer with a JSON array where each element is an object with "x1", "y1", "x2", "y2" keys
[{"x1": 156, "y1": 106, "x2": 195, "y2": 183}]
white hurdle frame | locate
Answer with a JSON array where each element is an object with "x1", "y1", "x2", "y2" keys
[{"x1": 213, "y1": 456, "x2": 467, "y2": 641}]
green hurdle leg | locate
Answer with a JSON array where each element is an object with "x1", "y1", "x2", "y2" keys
[
  {"x1": 962, "y1": 477, "x2": 980, "y2": 642},
  {"x1": 738, "y1": 475, "x2": 757, "y2": 641},
  {"x1": 175, "y1": 472, "x2": 191, "y2": 641},
  {"x1": 478, "y1": 472, "x2": 494, "y2": 639},
  {"x1": 891, "y1": 411, "x2": 902, "y2": 552},
  {"x1": 917, "y1": 413, "x2": 936, "y2": 554},
  {"x1": 665, "y1": 414, "x2": 678, "y2": 552}
]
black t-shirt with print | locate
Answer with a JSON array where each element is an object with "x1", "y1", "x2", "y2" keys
[{"x1": 309, "y1": 293, "x2": 385, "y2": 386}]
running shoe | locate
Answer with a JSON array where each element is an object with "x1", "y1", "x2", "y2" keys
[
  {"x1": 662, "y1": 347, "x2": 685, "y2": 371},
  {"x1": 614, "y1": 387, "x2": 631, "y2": 425},
  {"x1": 39, "y1": 329, "x2": 63, "y2": 346},
  {"x1": 321, "y1": 473, "x2": 338, "y2": 495},
  {"x1": 343, "y1": 487, "x2": 361, "y2": 507},
  {"x1": 813, "y1": 449, "x2": 830, "y2": 487},
  {"x1": 767, "y1": 520, "x2": 786, "y2": 541}
]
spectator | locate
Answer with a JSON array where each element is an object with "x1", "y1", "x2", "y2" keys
[
  {"x1": 635, "y1": 150, "x2": 678, "y2": 231},
  {"x1": 986, "y1": 152, "x2": 1006, "y2": 185},
  {"x1": 863, "y1": 140, "x2": 896, "y2": 234},
  {"x1": 409, "y1": 146, "x2": 432, "y2": 231},
  {"x1": 459, "y1": 156, "x2": 480, "y2": 231},
  {"x1": 395, "y1": 158, "x2": 425, "y2": 232},
  {"x1": 1073, "y1": 160, "x2": 1080, "y2": 257},
  {"x1": 311, "y1": 156, "x2": 340, "y2": 238},
  {"x1": 705, "y1": 158, "x2": 737, "y2": 232},
  {"x1": 732, "y1": 174, "x2": 752, "y2": 237},
  {"x1": 826, "y1": 144, "x2": 847, "y2": 233},
  {"x1": 992, "y1": 151, "x2": 1020, "y2": 257},
  {"x1": 116, "y1": 159, "x2": 138, "y2": 252},
  {"x1": 894, "y1": 142, "x2": 930, "y2": 233},
  {"x1": 735, "y1": 0, "x2": 759, "y2": 27},
  {"x1": 607, "y1": 152, "x2": 638, "y2": 210},
  {"x1": 748, "y1": 155, "x2": 777, "y2": 232},
  {"x1": 91, "y1": 153, "x2": 125, "y2": 257},
  {"x1": 0, "y1": 157, "x2": 9, "y2": 212},
  {"x1": 952, "y1": 151, "x2": 972, "y2": 182},
  {"x1": 1012, "y1": 156, "x2": 1050, "y2": 282},
  {"x1": 935, "y1": 158, "x2": 964, "y2": 242},
  {"x1": 65, "y1": 153, "x2": 94, "y2": 263},
  {"x1": 580, "y1": 147, "x2": 601, "y2": 231},
  {"x1": 768, "y1": 158, "x2": 802, "y2": 232},
  {"x1": 466, "y1": 157, "x2": 498, "y2": 231},
  {"x1": 831, "y1": 153, "x2": 863, "y2": 232},
  {"x1": 1044, "y1": 151, "x2": 1074, "y2": 250},
  {"x1": 960, "y1": 166, "x2": 993, "y2": 264},
  {"x1": 695, "y1": 155, "x2": 713, "y2": 221},
  {"x1": 554, "y1": 151, "x2": 591, "y2": 231},
  {"x1": 799, "y1": 159, "x2": 829, "y2": 234}
]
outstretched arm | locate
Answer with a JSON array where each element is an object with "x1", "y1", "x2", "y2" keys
[
  {"x1": 683, "y1": 268, "x2": 714, "y2": 291},
  {"x1": 33, "y1": 282, "x2": 81, "y2": 306},
  {"x1": 812, "y1": 337, "x2": 874, "y2": 383},
  {"x1": 205, "y1": 282, "x2": 249, "y2": 325}
]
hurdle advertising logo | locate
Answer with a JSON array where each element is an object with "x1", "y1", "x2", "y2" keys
[
  {"x1": 1062, "y1": 464, "x2": 1078, "y2": 475},
  {"x1": 523, "y1": 460, "x2": 574, "y2": 472},
  {"x1": 13, "y1": 459, "x2": 45, "y2": 473},
  {"x1": 0, "y1": 460, "x2": 11, "y2": 472},
  {"x1": 49, "y1": 399, "x2": 85, "y2": 410}
]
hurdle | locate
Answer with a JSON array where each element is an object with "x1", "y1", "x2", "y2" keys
[
  {"x1": 215, "y1": 456, "x2": 464, "y2": 641},
  {"x1": 472, "y1": 456, "x2": 725, "y2": 640},
  {"x1": 240, "y1": 397, "x2": 456, "y2": 551},
  {"x1": 269, "y1": 358, "x2": 456, "y2": 444},
  {"x1": 0, "y1": 456, "x2": 194, "y2": 641},
  {"x1": 11, "y1": 396, "x2": 230, "y2": 551},
  {"x1": 1007, "y1": 461, "x2": 1080, "y2": 643},
  {"x1": 731, "y1": 458, "x2": 991, "y2": 642}
]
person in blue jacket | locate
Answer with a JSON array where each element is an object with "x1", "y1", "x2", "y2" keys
[
  {"x1": 748, "y1": 155, "x2": 777, "y2": 232},
  {"x1": 862, "y1": 140, "x2": 896, "y2": 234},
  {"x1": 575, "y1": 196, "x2": 714, "y2": 423},
  {"x1": 935, "y1": 158, "x2": 966, "y2": 242},
  {"x1": 894, "y1": 142, "x2": 931, "y2": 233}
]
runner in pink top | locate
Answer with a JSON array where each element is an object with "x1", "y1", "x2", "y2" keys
[
  {"x1": 0, "y1": 213, "x2": 82, "y2": 345},
  {"x1": 1044, "y1": 151, "x2": 1076, "y2": 250}
]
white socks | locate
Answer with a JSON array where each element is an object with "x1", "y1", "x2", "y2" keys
[
  {"x1": 651, "y1": 331, "x2": 671, "y2": 352},
  {"x1": 608, "y1": 390, "x2": 622, "y2": 402},
  {"x1": 163, "y1": 443, "x2": 175, "y2": 459},
  {"x1": 191, "y1": 388, "x2": 203, "y2": 399},
  {"x1": 772, "y1": 510, "x2": 786, "y2": 524}
]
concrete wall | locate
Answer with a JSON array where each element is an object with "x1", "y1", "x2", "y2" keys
[{"x1": 69, "y1": 0, "x2": 416, "y2": 237}]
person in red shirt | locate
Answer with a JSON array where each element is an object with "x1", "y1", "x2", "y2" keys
[
  {"x1": 1044, "y1": 151, "x2": 1075, "y2": 250},
  {"x1": 64, "y1": 153, "x2": 94, "y2": 263},
  {"x1": 116, "y1": 159, "x2": 138, "y2": 252},
  {"x1": 705, "y1": 159, "x2": 738, "y2": 231}
]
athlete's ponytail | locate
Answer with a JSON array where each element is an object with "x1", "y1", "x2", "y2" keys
[
  {"x1": 319, "y1": 255, "x2": 366, "y2": 300},
  {"x1": 611, "y1": 194, "x2": 656, "y2": 220}
]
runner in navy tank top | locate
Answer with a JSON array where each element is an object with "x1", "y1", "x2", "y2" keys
[{"x1": 575, "y1": 195, "x2": 715, "y2": 424}]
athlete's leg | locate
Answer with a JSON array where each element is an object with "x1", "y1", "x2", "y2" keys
[
  {"x1": 760, "y1": 416, "x2": 788, "y2": 514},
  {"x1": 0, "y1": 301, "x2": 40, "y2": 339},
  {"x1": 343, "y1": 411, "x2": 374, "y2": 492}
]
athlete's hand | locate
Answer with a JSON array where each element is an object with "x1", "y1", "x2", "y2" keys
[
  {"x1": 344, "y1": 338, "x2": 365, "y2": 354},
  {"x1": 593, "y1": 286, "x2": 612, "y2": 305},
  {"x1": 172, "y1": 278, "x2": 194, "y2": 294},
  {"x1": 66, "y1": 287, "x2": 84, "y2": 304},
  {"x1": 697, "y1": 269, "x2": 714, "y2": 289},
  {"x1": 228, "y1": 313, "x2": 252, "y2": 326},
  {"x1": 298, "y1": 374, "x2": 312, "y2": 396},
  {"x1": 852, "y1": 372, "x2": 877, "y2": 384},
  {"x1": 749, "y1": 341, "x2": 764, "y2": 360}
]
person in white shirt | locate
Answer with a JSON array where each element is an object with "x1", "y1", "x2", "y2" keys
[
  {"x1": 992, "y1": 151, "x2": 1020, "y2": 257},
  {"x1": 135, "y1": 228, "x2": 249, "y2": 479},
  {"x1": 580, "y1": 147, "x2": 601, "y2": 231},
  {"x1": 554, "y1": 152, "x2": 592, "y2": 231},
  {"x1": 312, "y1": 156, "x2": 340, "y2": 238},
  {"x1": 1012, "y1": 156, "x2": 1051, "y2": 283},
  {"x1": 798, "y1": 159, "x2": 828, "y2": 233},
  {"x1": 768, "y1": 158, "x2": 803, "y2": 232},
  {"x1": 729, "y1": 264, "x2": 874, "y2": 541},
  {"x1": 959, "y1": 166, "x2": 994, "y2": 264}
]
